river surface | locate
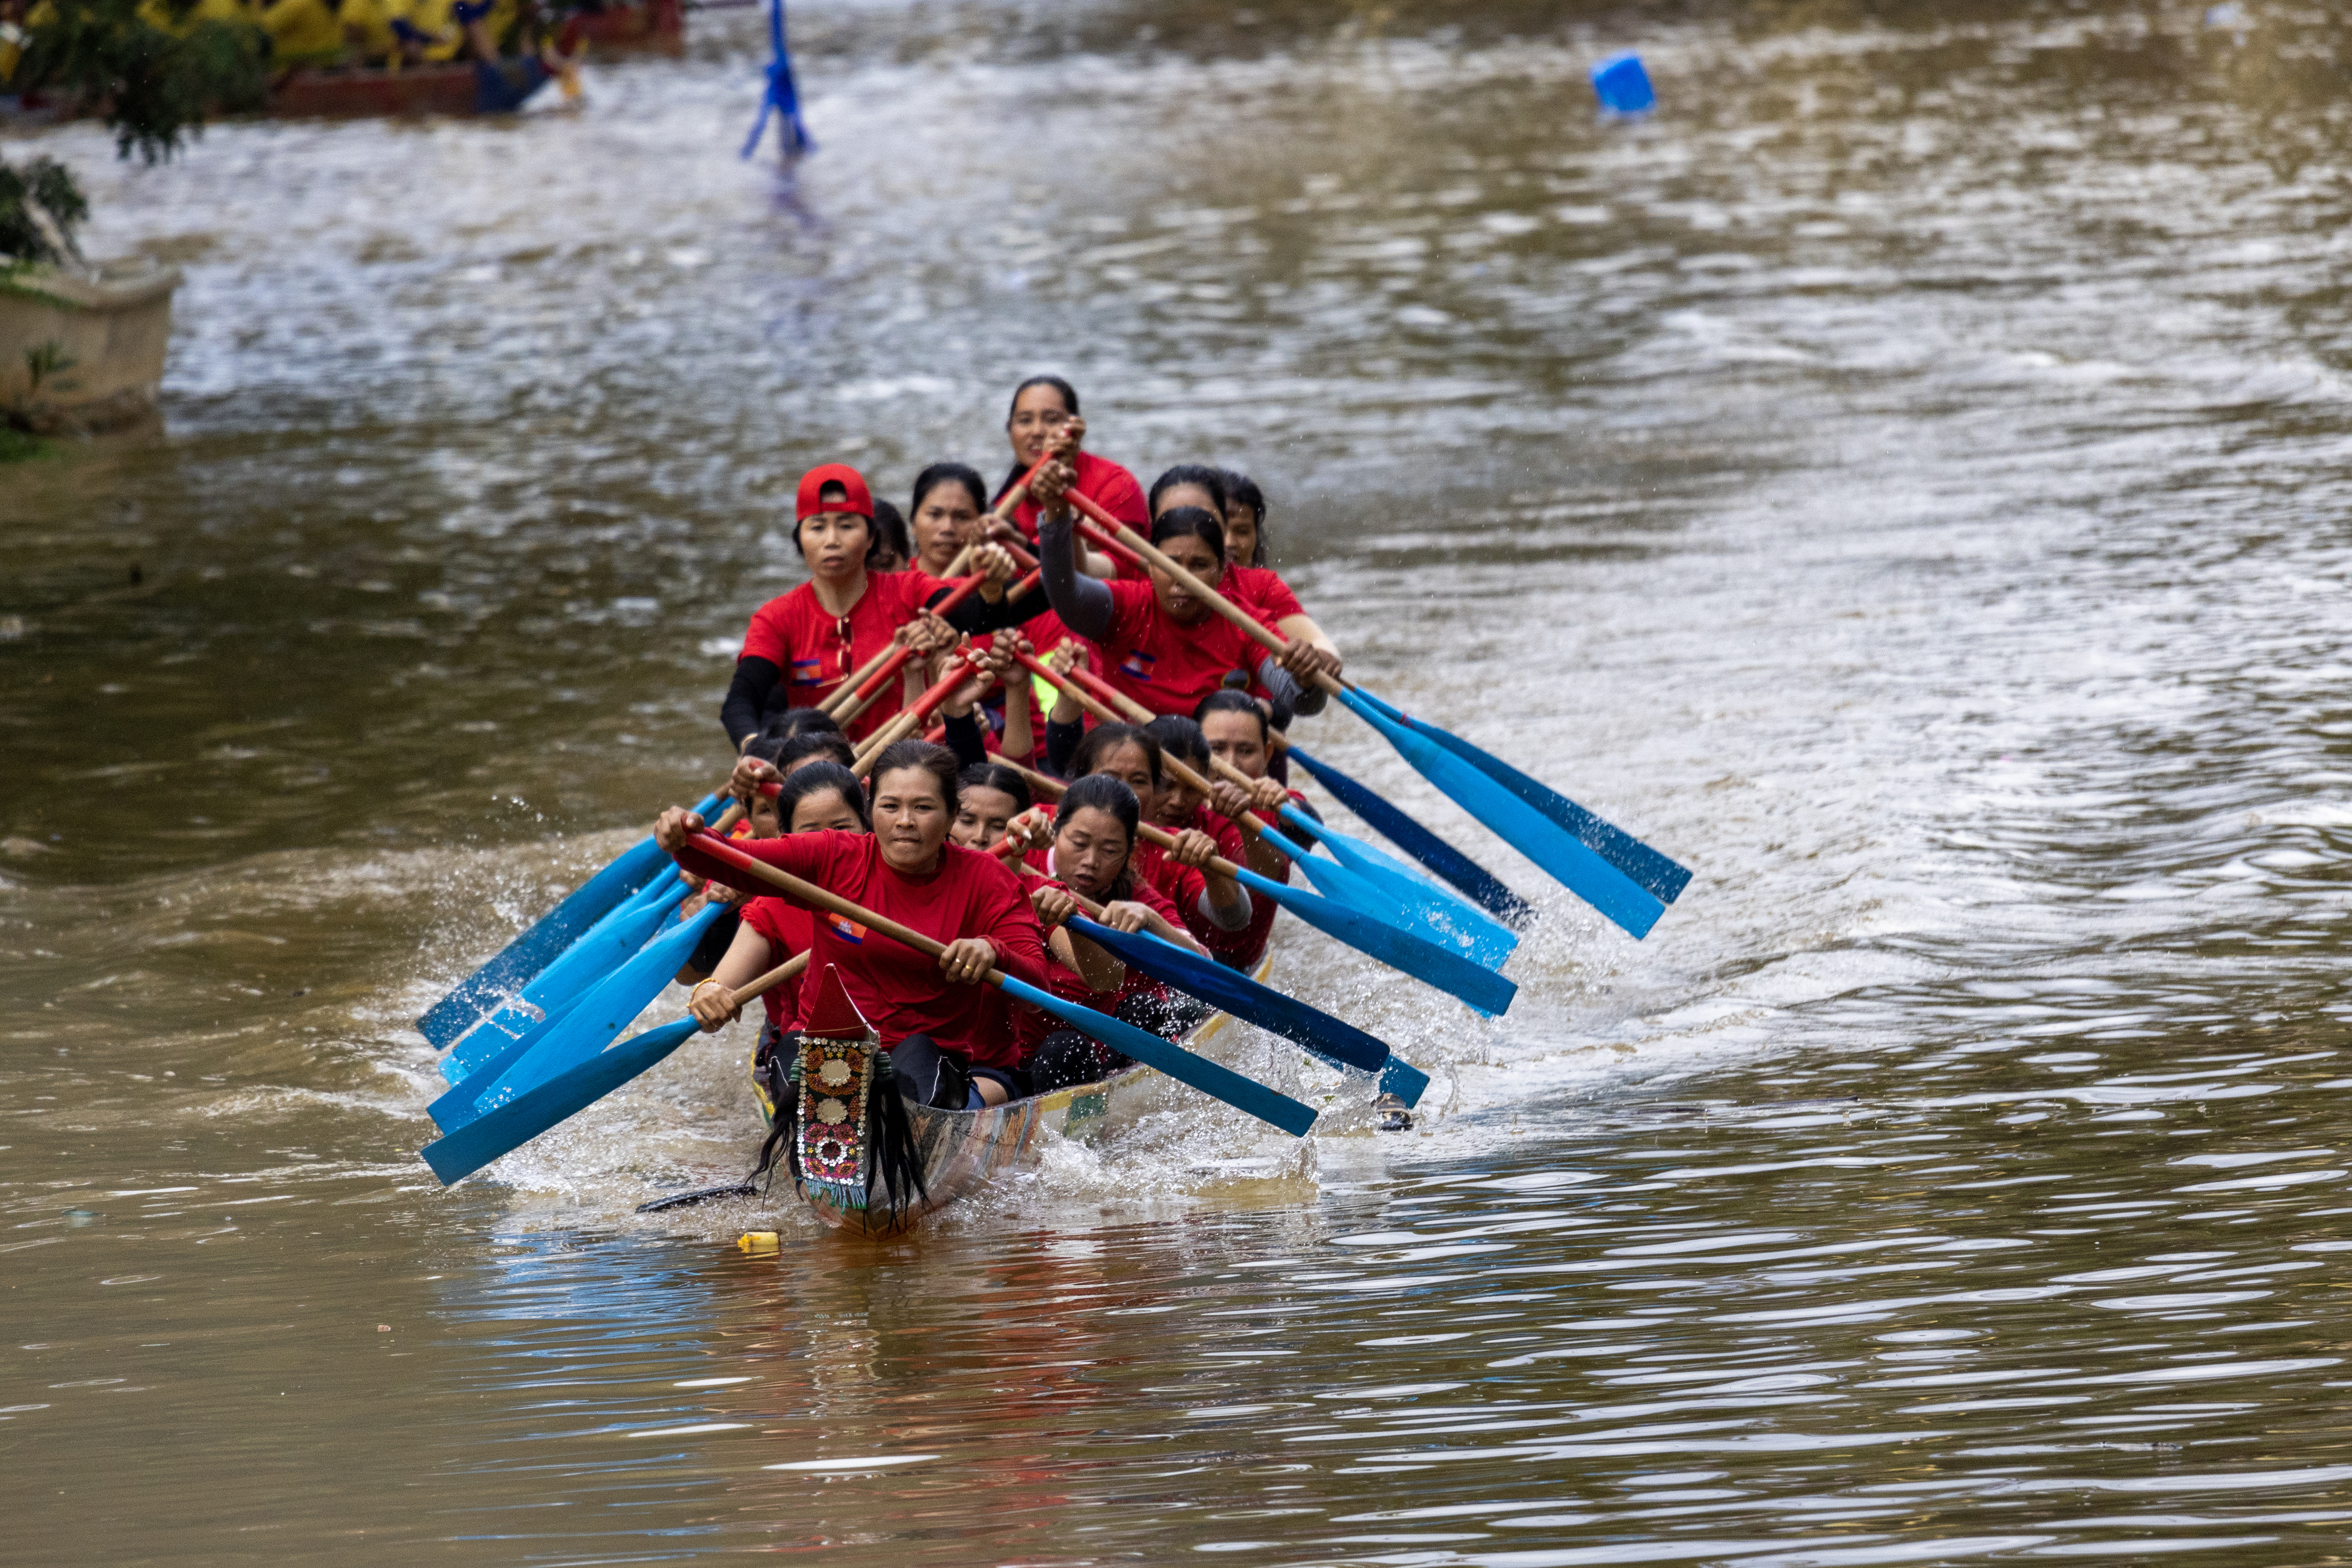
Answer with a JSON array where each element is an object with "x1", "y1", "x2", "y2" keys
[{"x1": 9, "y1": 0, "x2": 2352, "y2": 1561}]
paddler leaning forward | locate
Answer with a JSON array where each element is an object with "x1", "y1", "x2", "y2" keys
[{"x1": 654, "y1": 739, "x2": 1053, "y2": 1115}]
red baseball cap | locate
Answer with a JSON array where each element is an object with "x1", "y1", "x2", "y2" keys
[{"x1": 795, "y1": 463, "x2": 873, "y2": 521}]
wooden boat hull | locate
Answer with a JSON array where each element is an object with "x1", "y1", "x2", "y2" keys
[
  {"x1": 267, "y1": 63, "x2": 481, "y2": 119},
  {"x1": 750, "y1": 982, "x2": 1256, "y2": 1240}
]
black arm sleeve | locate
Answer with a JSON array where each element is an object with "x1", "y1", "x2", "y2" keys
[
  {"x1": 938, "y1": 579, "x2": 1052, "y2": 635},
  {"x1": 1039, "y1": 514, "x2": 1115, "y2": 642},
  {"x1": 940, "y1": 710, "x2": 990, "y2": 770},
  {"x1": 1046, "y1": 717, "x2": 1085, "y2": 779},
  {"x1": 1253, "y1": 654, "x2": 1325, "y2": 716},
  {"x1": 723, "y1": 656, "x2": 783, "y2": 749}
]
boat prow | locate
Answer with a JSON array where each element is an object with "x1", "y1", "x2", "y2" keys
[{"x1": 750, "y1": 963, "x2": 1263, "y2": 1240}]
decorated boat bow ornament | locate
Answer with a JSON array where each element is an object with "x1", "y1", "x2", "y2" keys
[{"x1": 792, "y1": 965, "x2": 923, "y2": 1226}]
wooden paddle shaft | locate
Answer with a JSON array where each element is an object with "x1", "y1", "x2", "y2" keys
[
  {"x1": 1062, "y1": 659, "x2": 1268, "y2": 798},
  {"x1": 736, "y1": 950, "x2": 809, "y2": 1002},
  {"x1": 1061, "y1": 488, "x2": 1344, "y2": 697},
  {"x1": 848, "y1": 659, "x2": 995, "y2": 772},
  {"x1": 689, "y1": 832, "x2": 1041, "y2": 1002},
  {"x1": 816, "y1": 566, "x2": 999, "y2": 719},
  {"x1": 1011, "y1": 652, "x2": 1279, "y2": 847},
  {"x1": 942, "y1": 451, "x2": 1057, "y2": 577},
  {"x1": 831, "y1": 569, "x2": 1039, "y2": 728},
  {"x1": 993, "y1": 755, "x2": 1255, "y2": 886}
]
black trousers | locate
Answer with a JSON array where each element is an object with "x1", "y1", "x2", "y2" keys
[{"x1": 1028, "y1": 990, "x2": 1209, "y2": 1094}]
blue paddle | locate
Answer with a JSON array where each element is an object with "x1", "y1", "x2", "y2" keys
[
  {"x1": 1065, "y1": 914, "x2": 1429, "y2": 1107},
  {"x1": 1336, "y1": 690, "x2": 1665, "y2": 939},
  {"x1": 1060, "y1": 499, "x2": 1682, "y2": 936},
  {"x1": 1246, "y1": 814, "x2": 1515, "y2": 973},
  {"x1": 1284, "y1": 744, "x2": 1532, "y2": 924},
  {"x1": 689, "y1": 831, "x2": 1319, "y2": 1137},
  {"x1": 439, "y1": 873, "x2": 691, "y2": 1086},
  {"x1": 423, "y1": 1015, "x2": 700, "y2": 1185},
  {"x1": 416, "y1": 789, "x2": 723, "y2": 1050},
  {"x1": 1348, "y1": 689, "x2": 1690, "y2": 904},
  {"x1": 1271, "y1": 806, "x2": 1519, "y2": 969},
  {"x1": 446, "y1": 904, "x2": 725, "y2": 1130}
]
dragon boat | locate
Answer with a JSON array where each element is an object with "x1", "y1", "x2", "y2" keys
[{"x1": 747, "y1": 961, "x2": 1264, "y2": 1239}]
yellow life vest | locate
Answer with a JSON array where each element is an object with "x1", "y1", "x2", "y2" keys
[{"x1": 260, "y1": 0, "x2": 344, "y2": 64}]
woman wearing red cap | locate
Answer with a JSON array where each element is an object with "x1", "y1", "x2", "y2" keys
[{"x1": 721, "y1": 464, "x2": 1013, "y2": 749}]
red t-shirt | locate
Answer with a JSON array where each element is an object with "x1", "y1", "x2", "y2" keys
[
  {"x1": 1095, "y1": 578, "x2": 1277, "y2": 718},
  {"x1": 1224, "y1": 563, "x2": 1304, "y2": 626},
  {"x1": 739, "y1": 895, "x2": 815, "y2": 1029},
  {"x1": 738, "y1": 570, "x2": 961, "y2": 742},
  {"x1": 1015, "y1": 862, "x2": 1180, "y2": 1040},
  {"x1": 671, "y1": 831, "x2": 1051, "y2": 1071},
  {"x1": 1000, "y1": 449, "x2": 1148, "y2": 545}
]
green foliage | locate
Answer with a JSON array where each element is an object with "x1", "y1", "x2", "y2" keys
[
  {"x1": 0, "y1": 157, "x2": 91, "y2": 264},
  {"x1": 15, "y1": 0, "x2": 269, "y2": 163}
]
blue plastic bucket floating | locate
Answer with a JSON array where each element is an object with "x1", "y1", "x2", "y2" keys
[{"x1": 1591, "y1": 53, "x2": 1655, "y2": 115}]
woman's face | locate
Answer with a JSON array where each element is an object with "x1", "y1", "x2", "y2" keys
[
  {"x1": 1007, "y1": 385, "x2": 1073, "y2": 466},
  {"x1": 798, "y1": 510, "x2": 871, "y2": 584},
  {"x1": 950, "y1": 785, "x2": 1022, "y2": 851},
  {"x1": 1155, "y1": 766, "x2": 1205, "y2": 827},
  {"x1": 1151, "y1": 481, "x2": 1218, "y2": 520},
  {"x1": 1223, "y1": 502, "x2": 1259, "y2": 570},
  {"x1": 912, "y1": 482, "x2": 981, "y2": 575},
  {"x1": 1149, "y1": 531, "x2": 1224, "y2": 624},
  {"x1": 1088, "y1": 741, "x2": 1158, "y2": 813},
  {"x1": 1053, "y1": 806, "x2": 1132, "y2": 900},
  {"x1": 790, "y1": 787, "x2": 866, "y2": 836},
  {"x1": 871, "y1": 767, "x2": 951, "y2": 871},
  {"x1": 1201, "y1": 709, "x2": 1269, "y2": 780},
  {"x1": 747, "y1": 793, "x2": 783, "y2": 838}
]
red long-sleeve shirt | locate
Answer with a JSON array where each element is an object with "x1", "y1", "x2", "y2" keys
[{"x1": 671, "y1": 831, "x2": 1051, "y2": 1071}]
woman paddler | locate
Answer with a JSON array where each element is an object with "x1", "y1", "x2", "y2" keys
[
  {"x1": 655, "y1": 741, "x2": 1053, "y2": 1111},
  {"x1": 1031, "y1": 456, "x2": 1338, "y2": 719},
  {"x1": 684, "y1": 761, "x2": 871, "y2": 1069},
  {"x1": 719, "y1": 463, "x2": 1017, "y2": 751},
  {"x1": 1147, "y1": 464, "x2": 1344, "y2": 687},
  {"x1": 1018, "y1": 774, "x2": 1216, "y2": 1091},
  {"x1": 992, "y1": 376, "x2": 1147, "y2": 565}
]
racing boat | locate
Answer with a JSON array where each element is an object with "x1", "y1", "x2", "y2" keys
[{"x1": 747, "y1": 961, "x2": 1264, "y2": 1239}]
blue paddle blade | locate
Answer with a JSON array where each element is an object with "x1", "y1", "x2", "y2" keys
[
  {"x1": 1068, "y1": 917, "x2": 1427, "y2": 1107},
  {"x1": 416, "y1": 790, "x2": 722, "y2": 1049},
  {"x1": 446, "y1": 906, "x2": 723, "y2": 1131},
  {"x1": 1227, "y1": 862, "x2": 1517, "y2": 1017},
  {"x1": 1286, "y1": 744, "x2": 1533, "y2": 924},
  {"x1": 440, "y1": 876, "x2": 690, "y2": 1086},
  {"x1": 421, "y1": 1016, "x2": 699, "y2": 1186},
  {"x1": 997, "y1": 974, "x2": 1317, "y2": 1137},
  {"x1": 1279, "y1": 806, "x2": 1520, "y2": 970},
  {"x1": 1347, "y1": 693, "x2": 1690, "y2": 904},
  {"x1": 1338, "y1": 691, "x2": 1665, "y2": 940},
  {"x1": 1251, "y1": 817, "x2": 1515, "y2": 975}
]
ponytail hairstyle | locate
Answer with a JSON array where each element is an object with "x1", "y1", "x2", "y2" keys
[
  {"x1": 867, "y1": 738, "x2": 961, "y2": 817},
  {"x1": 1193, "y1": 688, "x2": 1272, "y2": 746},
  {"x1": 1069, "y1": 721, "x2": 1164, "y2": 789},
  {"x1": 1000, "y1": 375, "x2": 1082, "y2": 504},
  {"x1": 1149, "y1": 505, "x2": 1226, "y2": 567},
  {"x1": 912, "y1": 462, "x2": 988, "y2": 518},
  {"x1": 1147, "y1": 463, "x2": 1229, "y2": 521},
  {"x1": 1223, "y1": 471, "x2": 1268, "y2": 563},
  {"x1": 775, "y1": 760, "x2": 871, "y2": 833},
  {"x1": 957, "y1": 762, "x2": 1033, "y2": 814},
  {"x1": 1056, "y1": 772, "x2": 1141, "y2": 899},
  {"x1": 1142, "y1": 714, "x2": 1211, "y2": 779}
]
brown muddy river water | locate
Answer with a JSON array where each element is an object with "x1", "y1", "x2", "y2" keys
[{"x1": 9, "y1": 1, "x2": 2352, "y2": 1561}]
